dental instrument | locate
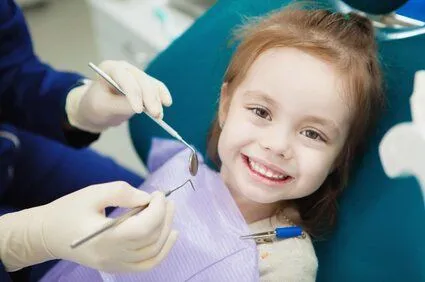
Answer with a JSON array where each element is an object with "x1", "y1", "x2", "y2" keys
[
  {"x1": 70, "y1": 179, "x2": 195, "y2": 248},
  {"x1": 88, "y1": 62, "x2": 198, "y2": 176},
  {"x1": 240, "y1": 226, "x2": 304, "y2": 243}
]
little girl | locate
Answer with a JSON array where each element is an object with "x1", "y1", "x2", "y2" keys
[
  {"x1": 41, "y1": 6, "x2": 384, "y2": 282},
  {"x1": 205, "y1": 7, "x2": 383, "y2": 280}
]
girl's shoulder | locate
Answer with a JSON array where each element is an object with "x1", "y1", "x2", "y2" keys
[
  {"x1": 249, "y1": 214, "x2": 317, "y2": 259},
  {"x1": 250, "y1": 214, "x2": 318, "y2": 282}
]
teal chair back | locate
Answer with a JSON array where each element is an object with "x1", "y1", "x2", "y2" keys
[
  {"x1": 314, "y1": 23, "x2": 425, "y2": 281},
  {"x1": 129, "y1": 1, "x2": 425, "y2": 280}
]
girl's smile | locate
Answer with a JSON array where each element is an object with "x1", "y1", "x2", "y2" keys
[
  {"x1": 218, "y1": 47, "x2": 351, "y2": 220},
  {"x1": 242, "y1": 154, "x2": 294, "y2": 186}
]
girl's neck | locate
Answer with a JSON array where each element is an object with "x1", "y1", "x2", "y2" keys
[
  {"x1": 219, "y1": 165, "x2": 282, "y2": 223},
  {"x1": 228, "y1": 188, "x2": 281, "y2": 224}
]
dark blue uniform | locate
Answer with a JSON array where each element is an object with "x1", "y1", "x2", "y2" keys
[{"x1": 0, "y1": 1, "x2": 143, "y2": 281}]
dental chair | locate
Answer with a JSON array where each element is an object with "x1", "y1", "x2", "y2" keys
[{"x1": 129, "y1": 0, "x2": 425, "y2": 281}]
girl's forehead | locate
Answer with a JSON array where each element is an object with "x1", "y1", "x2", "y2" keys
[
  {"x1": 241, "y1": 49, "x2": 346, "y2": 101},
  {"x1": 243, "y1": 48, "x2": 339, "y2": 91},
  {"x1": 232, "y1": 48, "x2": 353, "y2": 129}
]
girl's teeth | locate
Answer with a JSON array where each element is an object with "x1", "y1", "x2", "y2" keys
[{"x1": 248, "y1": 158, "x2": 287, "y2": 179}]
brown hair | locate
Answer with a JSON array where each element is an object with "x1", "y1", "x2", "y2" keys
[{"x1": 207, "y1": 8, "x2": 385, "y2": 238}]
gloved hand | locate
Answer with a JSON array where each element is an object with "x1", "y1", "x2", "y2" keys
[
  {"x1": 0, "y1": 182, "x2": 178, "y2": 273},
  {"x1": 66, "y1": 60, "x2": 172, "y2": 133}
]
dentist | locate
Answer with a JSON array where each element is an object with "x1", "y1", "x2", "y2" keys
[{"x1": 0, "y1": 1, "x2": 177, "y2": 281}]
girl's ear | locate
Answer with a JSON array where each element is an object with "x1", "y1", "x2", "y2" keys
[{"x1": 218, "y1": 83, "x2": 230, "y2": 127}]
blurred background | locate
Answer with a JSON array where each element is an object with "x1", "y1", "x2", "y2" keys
[
  {"x1": 18, "y1": 0, "x2": 423, "y2": 177},
  {"x1": 19, "y1": 0, "x2": 214, "y2": 176}
]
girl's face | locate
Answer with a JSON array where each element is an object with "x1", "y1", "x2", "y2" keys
[{"x1": 218, "y1": 47, "x2": 352, "y2": 205}]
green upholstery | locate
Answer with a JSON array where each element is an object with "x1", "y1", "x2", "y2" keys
[
  {"x1": 315, "y1": 23, "x2": 425, "y2": 281},
  {"x1": 129, "y1": 0, "x2": 425, "y2": 280},
  {"x1": 342, "y1": 0, "x2": 408, "y2": 14}
]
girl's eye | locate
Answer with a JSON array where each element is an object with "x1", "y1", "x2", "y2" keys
[
  {"x1": 301, "y1": 129, "x2": 325, "y2": 142},
  {"x1": 251, "y1": 107, "x2": 272, "y2": 121}
]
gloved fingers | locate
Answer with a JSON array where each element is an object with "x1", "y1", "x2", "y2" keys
[
  {"x1": 138, "y1": 72, "x2": 163, "y2": 119},
  {"x1": 105, "y1": 94, "x2": 139, "y2": 119},
  {"x1": 117, "y1": 220, "x2": 163, "y2": 251},
  {"x1": 109, "y1": 64, "x2": 144, "y2": 114},
  {"x1": 153, "y1": 77, "x2": 173, "y2": 107},
  {"x1": 124, "y1": 200, "x2": 175, "y2": 251},
  {"x1": 113, "y1": 191, "x2": 167, "y2": 241},
  {"x1": 121, "y1": 222, "x2": 176, "y2": 263},
  {"x1": 97, "y1": 60, "x2": 143, "y2": 114},
  {"x1": 122, "y1": 202, "x2": 174, "y2": 263},
  {"x1": 92, "y1": 181, "x2": 151, "y2": 210},
  {"x1": 124, "y1": 230, "x2": 179, "y2": 272},
  {"x1": 125, "y1": 63, "x2": 164, "y2": 119},
  {"x1": 123, "y1": 60, "x2": 172, "y2": 108}
]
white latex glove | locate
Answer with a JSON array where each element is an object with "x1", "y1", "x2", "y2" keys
[
  {"x1": 66, "y1": 60, "x2": 172, "y2": 133},
  {"x1": 410, "y1": 70, "x2": 425, "y2": 138},
  {"x1": 0, "y1": 182, "x2": 178, "y2": 273}
]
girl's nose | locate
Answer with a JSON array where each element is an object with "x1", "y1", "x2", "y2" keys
[{"x1": 258, "y1": 128, "x2": 293, "y2": 159}]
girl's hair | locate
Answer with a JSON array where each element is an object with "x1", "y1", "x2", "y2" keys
[{"x1": 207, "y1": 7, "x2": 385, "y2": 237}]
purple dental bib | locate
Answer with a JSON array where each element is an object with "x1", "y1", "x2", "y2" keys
[{"x1": 40, "y1": 138, "x2": 259, "y2": 282}]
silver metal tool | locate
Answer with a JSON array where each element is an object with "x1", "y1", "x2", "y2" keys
[
  {"x1": 240, "y1": 226, "x2": 304, "y2": 244},
  {"x1": 88, "y1": 62, "x2": 198, "y2": 176},
  {"x1": 70, "y1": 179, "x2": 195, "y2": 249}
]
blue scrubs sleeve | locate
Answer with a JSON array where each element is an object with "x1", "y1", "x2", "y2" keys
[{"x1": 0, "y1": 0, "x2": 92, "y2": 144}]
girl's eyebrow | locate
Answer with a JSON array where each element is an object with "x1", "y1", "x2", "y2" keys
[{"x1": 243, "y1": 90, "x2": 277, "y2": 106}]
